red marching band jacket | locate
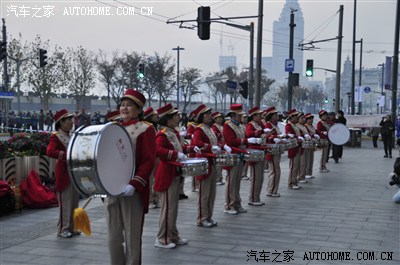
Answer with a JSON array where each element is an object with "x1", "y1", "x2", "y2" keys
[
  {"x1": 46, "y1": 132, "x2": 71, "y2": 192},
  {"x1": 154, "y1": 127, "x2": 195, "y2": 192},
  {"x1": 245, "y1": 121, "x2": 265, "y2": 164},
  {"x1": 264, "y1": 121, "x2": 282, "y2": 161},
  {"x1": 191, "y1": 124, "x2": 220, "y2": 180},
  {"x1": 316, "y1": 120, "x2": 330, "y2": 139},
  {"x1": 285, "y1": 122, "x2": 302, "y2": 158},
  {"x1": 122, "y1": 120, "x2": 156, "y2": 214},
  {"x1": 223, "y1": 120, "x2": 249, "y2": 153},
  {"x1": 211, "y1": 123, "x2": 224, "y2": 144}
]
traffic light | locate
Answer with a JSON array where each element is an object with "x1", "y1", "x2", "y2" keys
[
  {"x1": 38, "y1": 48, "x2": 48, "y2": 67},
  {"x1": 239, "y1": 81, "x2": 248, "y2": 99},
  {"x1": 137, "y1": 63, "x2": 145, "y2": 78},
  {"x1": 324, "y1": 97, "x2": 328, "y2": 103},
  {"x1": 305, "y1": 59, "x2": 313, "y2": 77},
  {"x1": 0, "y1": 41, "x2": 6, "y2": 61},
  {"x1": 197, "y1": 6, "x2": 210, "y2": 40}
]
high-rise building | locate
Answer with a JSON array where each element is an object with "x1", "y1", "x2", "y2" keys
[{"x1": 271, "y1": 0, "x2": 304, "y2": 85}]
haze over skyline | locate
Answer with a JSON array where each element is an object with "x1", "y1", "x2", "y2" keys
[{"x1": 1, "y1": 0, "x2": 398, "y2": 89}]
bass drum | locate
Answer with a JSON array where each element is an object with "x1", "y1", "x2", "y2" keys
[
  {"x1": 328, "y1": 123, "x2": 350, "y2": 145},
  {"x1": 67, "y1": 123, "x2": 135, "y2": 197}
]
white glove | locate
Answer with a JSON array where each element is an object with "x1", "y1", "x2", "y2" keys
[
  {"x1": 304, "y1": 134, "x2": 311, "y2": 140},
  {"x1": 178, "y1": 152, "x2": 187, "y2": 161},
  {"x1": 279, "y1": 133, "x2": 286, "y2": 138},
  {"x1": 314, "y1": 134, "x2": 320, "y2": 139},
  {"x1": 298, "y1": 136, "x2": 304, "y2": 142},
  {"x1": 281, "y1": 138, "x2": 287, "y2": 143},
  {"x1": 323, "y1": 131, "x2": 328, "y2": 135},
  {"x1": 223, "y1": 144, "x2": 232, "y2": 154},
  {"x1": 211, "y1": 145, "x2": 221, "y2": 154},
  {"x1": 288, "y1": 133, "x2": 295, "y2": 138},
  {"x1": 247, "y1": 137, "x2": 258, "y2": 144},
  {"x1": 256, "y1": 138, "x2": 263, "y2": 144},
  {"x1": 263, "y1": 128, "x2": 272, "y2": 133},
  {"x1": 121, "y1": 184, "x2": 135, "y2": 196},
  {"x1": 179, "y1": 131, "x2": 187, "y2": 137},
  {"x1": 194, "y1": 146, "x2": 201, "y2": 153},
  {"x1": 273, "y1": 138, "x2": 281, "y2": 143}
]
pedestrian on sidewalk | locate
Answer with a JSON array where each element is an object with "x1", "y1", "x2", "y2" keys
[
  {"x1": 46, "y1": 109, "x2": 79, "y2": 239},
  {"x1": 369, "y1": 126, "x2": 380, "y2": 148},
  {"x1": 380, "y1": 115, "x2": 395, "y2": 158}
]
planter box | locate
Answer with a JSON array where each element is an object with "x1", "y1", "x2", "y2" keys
[
  {"x1": 39, "y1": 155, "x2": 56, "y2": 182},
  {"x1": 21, "y1": 156, "x2": 40, "y2": 181},
  {"x1": 0, "y1": 157, "x2": 23, "y2": 186}
]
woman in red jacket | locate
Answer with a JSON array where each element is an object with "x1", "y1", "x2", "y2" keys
[
  {"x1": 105, "y1": 89, "x2": 156, "y2": 265},
  {"x1": 46, "y1": 109, "x2": 77, "y2": 238},
  {"x1": 192, "y1": 104, "x2": 224, "y2": 228},
  {"x1": 154, "y1": 103, "x2": 198, "y2": 249}
]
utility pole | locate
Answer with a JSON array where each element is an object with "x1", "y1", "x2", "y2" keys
[
  {"x1": 351, "y1": 1, "x2": 357, "y2": 114},
  {"x1": 356, "y1": 38, "x2": 363, "y2": 114},
  {"x1": 287, "y1": 10, "x2": 296, "y2": 110},
  {"x1": 2, "y1": 18, "x2": 9, "y2": 128},
  {"x1": 249, "y1": 22, "x2": 254, "y2": 108},
  {"x1": 172, "y1": 46, "x2": 184, "y2": 110},
  {"x1": 378, "y1": 63, "x2": 385, "y2": 114},
  {"x1": 335, "y1": 5, "x2": 344, "y2": 113},
  {"x1": 254, "y1": 0, "x2": 263, "y2": 107},
  {"x1": 391, "y1": 0, "x2": 400, "y2": 123}
]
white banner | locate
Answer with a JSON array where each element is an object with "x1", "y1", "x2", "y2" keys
[{"x1": 355, "y1": 86, "x2": 363, "y2": 103}]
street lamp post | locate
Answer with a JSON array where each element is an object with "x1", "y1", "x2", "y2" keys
[
  {"x1": 172, "y1": 46, "x2": 184, "y2": 110},
  {"x1": 355, "y1": 38, "x2": 363, "y2": 114},
  {"x1": 378, "y1": 63, "x2": 385, "y2": 114}
]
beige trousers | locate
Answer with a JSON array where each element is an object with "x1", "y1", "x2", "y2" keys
[
  {"x1": 57, "y1": 182, "x2": 79, "y2": 235},
  {"x1": 288, "y1": 151, "x2": 301, "y2": 187},
  {"x1": 197, "y1": 164, "x2": 217, "y2": 223},
  {"x1": 225, "y1": 162, "x2": 244, "y2": 210},
  {"x1": 304, "y1": 149, "x2": 315, "y2": 176},
  {"x1": 105, "y1": 192, "x2": 144, "y2": 265},
  {"x1": 267, "y1": 154, "x2": 281, "y2": 194},
  {"x1": 248, "y1": 160, "x2": 264, "y2": 202}
]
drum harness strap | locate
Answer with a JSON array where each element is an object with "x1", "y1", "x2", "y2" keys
[
  {"x1": 227, "y1": 121, "x2": 246, "y2": 150},
  {"x1": 55, "y1": 131, "x2": 70, "y2": 160},
  {"x1": 267, "y1": 121, "x2": 282, "y2": 135},
  {"x1": 199, "y1": 124, "x2": 218, "y2": 149}
]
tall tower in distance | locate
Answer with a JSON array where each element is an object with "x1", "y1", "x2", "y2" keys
[{"x1": 271, "y1": 0, "x2": 304, "y2": 85}]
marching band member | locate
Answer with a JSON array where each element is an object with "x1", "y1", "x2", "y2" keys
[
  {"x1": 191, "y1": 104, "x2": 221, "y2": 228},
  {"x1": 296, "y1": 112, "x2": 309, "y2": 184},
  {"x1": 245, "y1": 106, "x2": 267, "y2": 206},
  {"x1": 105, "y1": 89, "x2": 156, "y2": 265},
  {"x1": 143, "y1": 107, "x2": 160, "y2": 209},
  {"x1": 241, "y1": 113, "x2": 250, "y2": 180},
  {"x1": 316, "y1": 110, "x2": 330, "y2": 173},
  {"x1": 211, "y1": 111, "x2": 225, "y2": 185},
  {"x1": 264, "y1": 107, "x2": 283, "y2": 197},
  {"x1": 183, "y1": 110, "x2": 199, "y2": 194},
  {"x1": 304, "y1": 113, "x2": 318, "y2": 179},
  {"x1": 46, "y1": 109, "x2": 78, "y2": 238},
  {"x1": 223, "y1": 104, "x2": 261, "y2": 214},
  {"x1": 154, "y1": 103, "x2": 198, "y2": 249},
  {"x1": 285, "y1": 109, "x2": 303, "y2": 189},
  {"x1": 106, "y1": 109, "x2": 121, "y2": 122}
]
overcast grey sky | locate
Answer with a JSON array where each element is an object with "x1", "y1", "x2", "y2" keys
[{"x1": 1, "y1": 0, "x2": 398, "y2": 85}]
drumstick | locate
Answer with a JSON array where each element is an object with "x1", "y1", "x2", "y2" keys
[{"x1": 230, "y1": 146, "x2": 249, "y2": 154}]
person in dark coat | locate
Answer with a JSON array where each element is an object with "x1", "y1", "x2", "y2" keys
[
  {"x1": 380, "y1": 115, "x2": 395, "y2": 158},
  {"x1": 332, "y1": 110, "x2": 347, "y2": 163}
]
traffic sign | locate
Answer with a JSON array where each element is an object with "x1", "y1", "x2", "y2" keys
[
  {"x1": 285, "y1": 59, "x2": 294, "y2": 72},
  {"x1": 0, "y1": 91, "x2": 14, "y2": 99},
  {"x1": 364, "y1": 86, "x2": 371, "y2": 93}
]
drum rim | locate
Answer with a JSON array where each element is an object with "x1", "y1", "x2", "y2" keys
[
  {"x1": 328, "y1": 123, "x2": 350, "y2": 145},
  {"x1": 67, "y1": 122, "x2": 135, "y2": 197}
]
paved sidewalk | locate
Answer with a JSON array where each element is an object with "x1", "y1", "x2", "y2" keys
[{"x1": 0, "y1": 142, "x2": 399, "y2": 265}]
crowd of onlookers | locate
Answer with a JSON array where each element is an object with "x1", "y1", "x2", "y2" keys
[{"x1": 0, "y1": 109, "x2": 110, "y2": 134}]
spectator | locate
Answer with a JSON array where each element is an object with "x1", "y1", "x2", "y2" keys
[
  {"x1": 380, "y1": 115, "x2": 395, "y2": 158},
  {"x1": 78, "y1": 109, "x2": 91, "y2": 127},
  {"x1": 38, "y1": 109, "x2": 45, "y2": 131},
  {"x1": 46, "y1": 110, "x2": 54, "y2": 131}
]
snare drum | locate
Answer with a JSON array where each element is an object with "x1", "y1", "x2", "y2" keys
[
  {"x1": 215, "y1": 153, "x2": 241, "y2": 167},
  {"x1": 266, "y1": 144, "x2": 281, "y2": 155},
  {"x1": 285, "y1": 138, "x2": 298, "y2": 149},
  {"x1": 318, "y1": 139, "x2": 329, "y2": 147},
  {"x1": 302, "y1": 140, "x2": 315, "y2": 149},
  {"x1": 243, "y1": 149, "x2": 264, "y2": 162},
  {"x1": 67, "y1": 123, "x2": 135, "y2": 197},
  {"x1": 181, "y1": 158, "x2": 208, "y2": 177}
]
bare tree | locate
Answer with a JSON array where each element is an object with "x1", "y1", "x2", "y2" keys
[
  {"x1": 180, "y1": 67, "x2": 202, "y2": 113},
  {"x1": 146, "y1": 52, "x2": 175, "y2": 107},
  {"x1": 95, "y1": 50, "x2": 120, "y2": 109},
  {"x1": 62, "y1": 46, "x2": 96, "y2": 110}
]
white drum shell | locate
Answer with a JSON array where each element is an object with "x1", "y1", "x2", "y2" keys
[
  {"x1": 215, "y1": 153, "x2": 241, "y2": 166},
  {"x1": 181, "y1": 158, "x2": 208, "y2": 177},
  {"x1": 67, "y1": 123, "x2": 135, "y2": 197},
  {"x1": 243, "y1": 149, "x2": 264, "y2": 162},
  {"x1": 328, "y1": 123, "x2": 350, "y2": 145}
]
